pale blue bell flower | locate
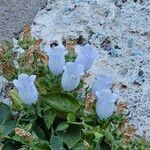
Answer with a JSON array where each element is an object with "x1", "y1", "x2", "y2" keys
[
  {"x1": 92, "y1": 74, "x2": 112, "y2": 94},
  {"x1": 75, "y1": 44, "x2": 99, "y2": 71},
  {"x1": 46, "y1": 44, "x2": 68, "y2": 75},
  {"x1": 61, "y1": 62, "x2": 84, "y2": 91},
  {"x1": 13, "y1": 74, "x2": 38, "y2": 105},
  {"x1": 95, "y1": 89, "x2": 117, "y2": 119}
]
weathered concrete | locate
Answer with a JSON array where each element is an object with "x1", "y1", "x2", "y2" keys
[{"x1": 0, "y1": 0, "x2": 47, "y2": 42}]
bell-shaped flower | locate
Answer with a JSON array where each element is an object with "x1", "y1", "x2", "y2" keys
[
  {"x1": 61, "y1": 62, "x2": 84, "y2": 91},
  {"x1": 95, "y1": 89, "x2": 117, "y2": 119},
  {"x1": 13, "y1": 74, "x2": 38, "y2": 105},
  {"x1": 75, "y1": 44, "x2": 99, "y2": 71},
  {"x1": 92, "y1": 74, "x2": 112, "y2": 94},
  {"x1": 45, "y1": 44, "x2": 68, "y2": 75}
]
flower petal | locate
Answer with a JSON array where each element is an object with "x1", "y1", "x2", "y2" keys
[
  {"x1": 61, "y1": 72, "x2": 80, "y2": 91},
  {"x1": 75, "y1": 44, "x2": 99, "y2": 71},
  {"x1": 95, "y1": 89, "x2": 112, "y2": 101},
  {"x1": 61, "y1": 62, "x2": 84, "y2": 91},
  {"x1": 92, "y1": 74, "x2": 112, "y2": 94},
  {"x1": 29, "y1": 75, "x2": 36, "y2": 83},
  {"x1": 65, "y1": 62, "x2": 84, "y2": 76},
  {"x1": 13, "y1": 79, "x2": 22, "y2": 90}
]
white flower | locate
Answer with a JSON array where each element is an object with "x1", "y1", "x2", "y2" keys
[
  {"x1": 92, "y1": 74, "x2": 112, "y2": 94},
  {"x1": 75, "y1": 44, "x2": 99, "y2": 71},
  {"x1": 61, "y1": 62, "x2": 84, "y2": 91},
  {"x1": 95, "y1": 89, "x2": 117, "y2": 119},
  {"x1": 13, "y1": 74, "x2": 38, "y2": 105},
  {"x1": 46, "y1": 44, "x2": 68, "y2": 75}
]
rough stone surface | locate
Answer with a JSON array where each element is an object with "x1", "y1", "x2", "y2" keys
[
  {"x1": 31, "y1": 0, "x2": 150, "y2": 139},
  {"x1": 0, "y1": 76, "x2": 12, "y2": 106},
  {"x1": 0, "y1": 0, "x2": 47, "y2": 42}
]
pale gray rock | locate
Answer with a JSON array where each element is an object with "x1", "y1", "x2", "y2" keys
[
  {"x1": 0, "y1": 76, "x2": 12, "y2": 106},
  {"x1": 0, "y1": 0, "x2": 47, "y2": 42}
]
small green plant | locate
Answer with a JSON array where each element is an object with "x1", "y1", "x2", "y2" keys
[
  {"x1": 0, "y1": 41, "x2": 17, "y2": 80},
  {"x1": 1, "y1": 37, "x2": 150, "y2": 150}
]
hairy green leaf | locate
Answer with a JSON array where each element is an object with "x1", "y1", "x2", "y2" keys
[
  {"x1": 43, "y1": 109, "x2": 56, "y2": 129},
  {"x1": 50, "y1": 135, "x2": 64, "y2": 150},
  {"x1": 72, "y1": 143, "x2": 86, "y2": 150},
  {"x1": 0, "y1": 103, "x2": 11, "y2": 123},
  {"x1": 56, "y1": 122, "x2": 69, "y2": 131},
  {"x1": 57, "y1": 125, "x2": 81, "y2": 149},
  {"x1": 9, "y1": 89, "x2": 23, "y2": 111},
  {"x1": 40, "y1": 93, "x2": 80, "y2": 113}
]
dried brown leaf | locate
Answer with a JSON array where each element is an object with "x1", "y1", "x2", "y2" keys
[
  {"x1": 85, "y1": 92, "x2": 95, "y2": 114},
  {"x1": 39, "y1": 52, "x2": 48, "y2": 64},
  {"x1": 24, "y1": 48, "x2": 35, "y2": 64},
  {"x1": 83, "y1": 139, "x2": 91, "y2": 149},
  {"x1": 0, "y1": 43, "x2": 3, "y2": 58},
  {"x1": 81, "y1": 73, "x2": 91, "y2": 82},
  {"x1": 2, "y1": 63, "x2": 16, "y2": 75},
  {"x1": 66, "y1": 40, "x2": 76, "y2": 53},
  {"x1": 123, "y1": 124, "x2": 136, "y2": 142},
  {"x1": 119, "y1": 120, "x2": 136, "y2": 143},
  {"x1": 117, "y1": 102, "x2": 128, "y2": 113},
  {"x1": 0, "y1": 44, "x2": 3, "y2": 73},
  {"x1": 34, "y1": 39, "x2": 43, "y2": 50},
  {"x1": 22, "y1": 25, "x2": 31, "y2": 39},
  {"x1": 15, "y1": 127, "x2": 34, "y2": 141}
]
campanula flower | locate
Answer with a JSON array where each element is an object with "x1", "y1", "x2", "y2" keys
[
  {"x1": 75, "y1": 44, "x2": 99, "y2": 71},
  {"x1": 92, "y1": 74, "x2": 112, "y2": 94},
  {"x1": 13, "y1": 74, "x2": 38, "y2": 105},
  {"x1": 45, "y1": 44, "x2": 68, "y2": 75},
  {"x1": 95, "y1": 89, "x2": 117, "y2": 119},
  {"x1": 61, "y1": 62, "x2": 84, "y2": 91}
]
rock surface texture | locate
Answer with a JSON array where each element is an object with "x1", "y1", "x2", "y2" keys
[
  {"x1": 0, "y1": 0, "x2": 47, "y2": 42},
  {"x1": 31, "y1": 0, "x2": 150, "y2": 139}
]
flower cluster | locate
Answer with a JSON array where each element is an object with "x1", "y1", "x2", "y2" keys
[
  {"x1": 13, "y1": 43, "x2": 117, "y2": 120},
  {"x1": 45, "y1": 43, "x2": 99, "y2": 91}
]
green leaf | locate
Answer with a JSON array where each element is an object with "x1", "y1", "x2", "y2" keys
[
  {"x1": 1, "y1": 141, "x2": 18, "y2": 150},
  {"x1": 57, "y1": 125, "x2": 81, "y2": 149},
  {"x1": 56, "y1": 122, "x2": 69, "y2": 131},
  {"x1": 0, "y1": 103, "x2": 11, "y2": 123},
  {"x1": 12, "y1": 134, "x2": 22, "y2": 143},
  {"x1": 94, "y1": 132, "x2": 104, "y2": 143},
  {"x1": 32, "y1": 140, "x2": 51, "y2": 150},
  {"x1": 9, "y1": 89, "x2": 23, "y2": 111},
  {"x1": 2, "y1": 120, "x2": 16, "y2": 136},
  {"x1": 72, "y1": 143, "x2": 86, "y2": 150},
  {"x1": 50, "y1": 135, "x2": 64, "y2": 150},
  {"x1": 95, "y1": 140, "x2": 111, "y2": 150},
  {"x1": 36, "y1": 80, "x2": 48, "y2": 95},
  {"x1": 43, "y1": 109, "x2": 56, "y2": 129},
  {"x1": 67, "y1": 113, "x2": 76, "y2": 123},
  {"x1": 40, "y1": 93, "x2": 80, "y2": 113},
  {"x1": 103, "y1": 129, "x2": 114, "y2": 143},
  {"x1": 34, "y1": 125, "x2": 45, "y2": 139},
  {"x1": 24, "y1": 123, "x2": 32, "y2": 131}
]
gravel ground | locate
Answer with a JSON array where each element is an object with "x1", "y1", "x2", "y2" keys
[
  {"x1": 0, "y1": 0, "x2": 47, "y2": 42},
  {"x1": 31, "y1": 0, "x2": 150, "y2": 139}
]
